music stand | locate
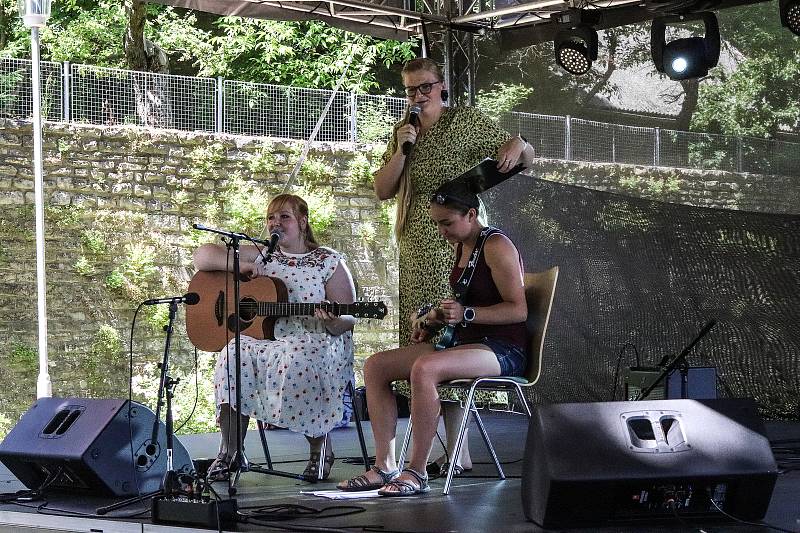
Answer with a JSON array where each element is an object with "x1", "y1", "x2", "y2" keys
[{"x1": 636, "y1": 320, "x2": 716, "y2": 401}]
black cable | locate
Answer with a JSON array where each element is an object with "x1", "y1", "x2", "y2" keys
[
  {"x1": 8, "y1": 497, "x2": 151, "y2": 520},
  {"x1": 245, "y1": 235, "x2": 269, "y2": 264},
  {"x1": 239, "y1": 504, "x2": 367, "y2": 532},
  {"x1": 359, "y1": 526, "x2": 456, "y2": 533},
  {"x1": 128, "y1": 304, "x2": 144, "y2": 496},
  {"x1": 239, "y1": 503, "x2": 365, "y2": 521},
  {"x1": 708, "y1": 497, "x2": 797, "y2": 533},
  {"x1": 0, "y1": 464, "x2": 63, "y2": 503},
  {"x1": 611, "y1": 341, "x2": 640, "y2": 400},
  {"x1": 666, "y1": 499, "x2": 692, "y2": 529},
  {"x1": 242, "y1": 521, "x2": 352, "y2": 533},
  {"x1": 174, "y1": 346, "x2": 200, "y2": 433}
]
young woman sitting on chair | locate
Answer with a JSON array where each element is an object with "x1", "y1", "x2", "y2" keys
[
  {"x1": 337, "y1": 179, "x2": 528, "y2": 496},
  {"x1": 194, "y1": 194, "x2": 357, "y2": 482}
]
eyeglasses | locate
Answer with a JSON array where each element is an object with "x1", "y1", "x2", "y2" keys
[{"x1": 404, "y1": 81, "x2": 442, "y2": 97}]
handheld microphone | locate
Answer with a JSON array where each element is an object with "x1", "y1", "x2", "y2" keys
[
  {"x1": 265, "y1": 230, "x2": 282, "y2": 262},
  {"x1": 143, "y1": 293, "x2": 200, "y2": 306},
  {"x1": 402, "y1": 105, "x2": 421, "y2": 156}
]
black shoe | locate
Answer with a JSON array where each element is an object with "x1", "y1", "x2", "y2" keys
[{"x1": 426, "y1": 461, "x2": 468, "y2": 479}]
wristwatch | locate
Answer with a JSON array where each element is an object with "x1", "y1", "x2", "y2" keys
[{"x1": 463, "y1": 307, "x2": 476, "y2": 323}]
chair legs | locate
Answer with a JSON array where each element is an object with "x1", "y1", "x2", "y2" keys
[
  {"x1": 397, "y1": 416, "x2": 413, "y2": 469},
  {"x1": 469, "y1": 408, "x2": 505, "y2": 479},
  {"x1": 348, "y1": 381, "x2": 372, "y2": 472},
  {"x1": 399, "y1": 382, "x2": 533, "y2": 495},
  {"x1": 255, "y1": 380, "x2": 371, "y2": 479},
  {"x1": 256, "y1": 419, "x2": 274, "y2": 469}
]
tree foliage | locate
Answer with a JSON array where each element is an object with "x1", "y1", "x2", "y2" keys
[
  {"x1": 153, "y1": 14, "x2": 415, "y2": 92},
  {"x1": 1, "y1": 1, "x2": 415, "y2": 93},
  {"x1": 476, "y1": 83, "x2": 534, "y2": 116},
  {"x1": 692, "y1": 1, "x2": 800, "y2": 136}
]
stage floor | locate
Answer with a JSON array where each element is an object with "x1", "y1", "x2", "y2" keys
[{"x1": 0, "y1": 412, "x2": 798, "y2": 532}]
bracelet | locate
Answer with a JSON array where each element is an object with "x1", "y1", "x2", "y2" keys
[{"x1": 416, "y1": 303, "x2": 434, "y2": 319}]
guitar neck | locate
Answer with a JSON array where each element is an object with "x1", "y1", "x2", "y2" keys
[{"x1": 257, "y1": 302, "x2": 358, "y2": 317}]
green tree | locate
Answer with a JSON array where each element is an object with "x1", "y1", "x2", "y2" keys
[
  {"x1": 474, "y1": 24, "x2": 655, "y2": 118},
  {"x1": 476, "y1": 82, "x2": 534, "y2": 117},
  {"x1": 2, "y1": 2, "x2": 415, "y2": 94},
  {"x1": 692, "y1": 1, "x2": 800, "y2": 136},
  {"x1": 153, "y1": 15, "x2": 415, "y2": 92}
]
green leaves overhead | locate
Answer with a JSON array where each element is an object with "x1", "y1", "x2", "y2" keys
[
  {"x1": 150, "y1": 12, "x2": 415, "y2": 92},
  {"x1": 693, "y1": 53, "x2": 800, "y2": 136}
]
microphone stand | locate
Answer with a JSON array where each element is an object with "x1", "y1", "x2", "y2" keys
[
  {"x1": 636, "y1": 320, "x2": 716, "y2": 401},
  {"x1": 96, "y1": 301, "x2": 182, "y2": 514}
]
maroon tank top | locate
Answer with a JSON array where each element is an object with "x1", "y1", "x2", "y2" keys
[{"x1": 449, "y1": 233, "x2": 528, "y2": 353}]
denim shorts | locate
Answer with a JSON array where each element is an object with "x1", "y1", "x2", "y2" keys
[{"x1": 452, "y1": 336, "x2": 527, "y2": 377}]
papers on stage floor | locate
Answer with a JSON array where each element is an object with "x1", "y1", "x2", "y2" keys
[{"x1": 302, "y1": 489, "x2": 381, "y2": 499}]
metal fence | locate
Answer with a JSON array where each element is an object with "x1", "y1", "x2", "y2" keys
[{"x1": 2, "y1": 57, "x2": 798, "y2": 177}]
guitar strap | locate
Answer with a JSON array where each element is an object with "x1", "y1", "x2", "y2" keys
[{"x1": 452, "y1": 226, "x2": 502, "y2": 303}]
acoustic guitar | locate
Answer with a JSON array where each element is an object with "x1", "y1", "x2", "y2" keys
[{"x1": 185, "y1": 270, "x2": 388, "y2": 352}]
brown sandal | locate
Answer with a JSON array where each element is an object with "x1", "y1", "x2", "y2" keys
[
  {"x1": 207, "y1": 452, "x2": 235, "y2": 482},
  {"x1": 338, "y1": 466, "x2": 400, "y2": 492},
  {"x1": 377, "y1": 468, "x2": 430, "y2": 497},
  {"x1": 303, "y1": 449, "x2": 335, "y2": 481}
]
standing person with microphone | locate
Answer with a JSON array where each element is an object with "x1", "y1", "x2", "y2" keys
[
  {"x1": 371, "y1": 57, "x2": 535, "y2": 477},
  {"x1": 193, "y1": 193, "x2": 358, "y2": 482}
]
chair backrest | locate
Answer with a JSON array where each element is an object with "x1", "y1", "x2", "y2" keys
[{"x1": 523, "y1": 266, "x2": 559, "y2": 385}]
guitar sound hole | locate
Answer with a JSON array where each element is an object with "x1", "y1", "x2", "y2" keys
[
  {"x1": 239, "y1": 297, "x2": 257, "y2": 321},
  {"x1": 226, "y1": 297, "x2": 257, "y2": 334}
]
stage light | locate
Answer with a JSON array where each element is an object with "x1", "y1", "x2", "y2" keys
[
  {"x1": 780, "y1": 0, "x2": 800, "y2": 35},
  {"x1": 553, "y1": 10, "x2": 599, "y2": 76},
  {"x1": 651, "y1": 12, "x2": 720, "y2": 81}
]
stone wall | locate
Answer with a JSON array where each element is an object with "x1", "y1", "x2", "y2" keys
[
  {"x1": 0, "y1": 118, "x2": 795, "y2": 436},
  {"x1": 533, "y1": 159, "x2": 799, "y2": 214},
  {"x1": 0, "y1": 119, "x2": 397, "y2": 436}
]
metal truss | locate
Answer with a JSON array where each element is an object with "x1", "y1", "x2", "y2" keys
[{"x1": 152, "y1": 0, "x2": 770, "y2": 44}]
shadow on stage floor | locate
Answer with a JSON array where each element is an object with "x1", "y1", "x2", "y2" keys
[{"x1": 0, "y1": 412, "x2": 798, "y2": 532}]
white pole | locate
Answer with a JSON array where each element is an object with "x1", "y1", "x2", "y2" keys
[{"x1": 31, "y1": 25, "x2": 52, "y2": 398}]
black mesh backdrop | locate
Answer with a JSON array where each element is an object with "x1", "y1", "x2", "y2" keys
[{"x1": 483, "y1": 177, "x2": 800, "y2": 420}]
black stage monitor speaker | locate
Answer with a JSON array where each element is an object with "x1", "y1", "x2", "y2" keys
[
  {"x1": 0, "y1": 397, "x2": 193, "y2": 497},
  {"x1": 521, "y1": 398, "x2": 778, "y2": 528}
]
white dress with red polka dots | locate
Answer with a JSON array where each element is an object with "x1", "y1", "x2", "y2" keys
[{"x1": 214, "y1": 247, "x2": 353, "y2": 438}]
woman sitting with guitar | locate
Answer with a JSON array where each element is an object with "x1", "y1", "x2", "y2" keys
[
  {"x1": 193, "y1": 193, "x2": 357, "y2": 481},
  {"x1": 337, "y1": 179, "x2": 528, "y2": 496}
]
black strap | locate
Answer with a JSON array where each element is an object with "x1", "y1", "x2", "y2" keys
[{"x1": 453, "y1": 226, "x2": 502, "y2": 303}]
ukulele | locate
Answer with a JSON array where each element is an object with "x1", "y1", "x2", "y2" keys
[{"x1": 415, "y1": 303, "x2": 457, "y2": 350}]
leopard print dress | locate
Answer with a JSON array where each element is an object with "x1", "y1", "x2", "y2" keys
[{"x1": 381, "y1": 105, "x2": 511, "y2": 403}]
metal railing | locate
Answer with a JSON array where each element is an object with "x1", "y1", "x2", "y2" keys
[{"x1": 2, "y1": 57, "x2": 798, "y2": 177}]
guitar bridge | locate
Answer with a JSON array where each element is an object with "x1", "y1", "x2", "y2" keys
[{"x1": 214, "y1": 291, "x2": 224, "y2": 326}]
